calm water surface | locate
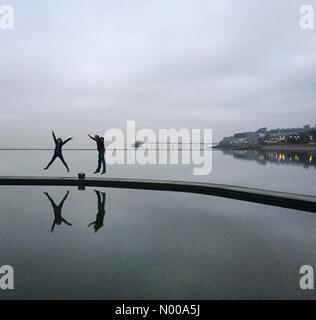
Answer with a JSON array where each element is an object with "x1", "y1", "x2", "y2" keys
[
  {"x1": 0, "y1": 149, "x2": 315, "y2": 299},
  {"x1": 0, "y1": 149, "x2": 315, "y2": 194}
]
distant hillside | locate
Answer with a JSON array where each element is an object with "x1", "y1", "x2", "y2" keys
[{"x1": 217, "y1": 125, "x2": 316, "y2": 149}]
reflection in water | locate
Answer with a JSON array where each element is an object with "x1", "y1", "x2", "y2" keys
[
  {"x1": 88, "y1": 191, "x2": 107, "y2": 233},
  {"x1": 3, "y1": 186, "x2": 316, "y2": 299},
  {"x1": 44, "y1": 190, "x2": 107, "y2": 233},
  {"x1": 44, "y1": 191, "x2": 72, "y2": 232},
  {"x1": 222, "y1": 149, "x2": 316, "y2": 169}
]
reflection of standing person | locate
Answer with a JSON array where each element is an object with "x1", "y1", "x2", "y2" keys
[
  {"x1": 89, "y1": 134, "x2": 106, "y2": 174},
  {"x1": 44, "y1": 131, "x2": 73, "y2": 172},
  {"x1": 88, "y1": 191, "x2": 106, "y2": 233},
  {"x1": 44, "y1": 191, "x2": 72, "y2": 232}
]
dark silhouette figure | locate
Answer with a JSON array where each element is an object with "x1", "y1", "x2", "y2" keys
[
  {"x1": 44, "y1": 131, "x2": 73, "y2": 172},
  {"x1": 89, "y1": 134, "x2": 106, "y2": 174},
  {"x1": 44, "y1": 191, "x2": 72, "y2": 232},
  {"x1": 88, "y1": 191, "x2": 106, "y2": 233}
]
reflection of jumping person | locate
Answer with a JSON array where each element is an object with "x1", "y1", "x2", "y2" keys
[
  {"x1": 88, "y1": 191, "x2": 106, "y2": 233},
  {"x1": 44, "y1": 191, "x2": 72, "y2": 232},
  {"x1": 44, "y1": 131, "x2": 73, "y2": 172},
  {"x1": 89, "y1": 134, "x2": 106, "y2": 174}
]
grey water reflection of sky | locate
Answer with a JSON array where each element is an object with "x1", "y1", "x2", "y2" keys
[{"x1": 1, "y1": 186, "x2": 316, "y2": 299}]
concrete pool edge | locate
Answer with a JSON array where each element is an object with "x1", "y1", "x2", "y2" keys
[{"x1": 0, "y1": 176, "x2": 315, "y2": 213}]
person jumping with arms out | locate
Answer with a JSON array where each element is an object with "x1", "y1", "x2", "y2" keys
[
  {"x1": 44, "y1": 131, "x2": 73, "y2": 172},
  {"x1": 44, "y1": 191, "x2": 72, "y2": 232},
  {"x1": 89, "y1": 134, "x2": 106, "y2": 174}
]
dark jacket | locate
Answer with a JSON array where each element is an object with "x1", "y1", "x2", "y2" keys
[
  {"x1": 90, "y1": 136, "x2": 105, "y2": 153},
  {"x1": 53, "y1": 132, "x2": 72, "y2": 155}
]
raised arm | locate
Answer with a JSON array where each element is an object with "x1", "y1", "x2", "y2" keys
[
  {"x1": 61, "y1": 217, "x2": 72, "y2": 226},
  {"x1": 88, "y1": 221, "x2": 96, "y2": 228},
  {"x1": 52, "y1": 131, "x2": 57, "y2": 143},
  {"x1": 62, "y1": 137, "x2": 73, "y2": 145},
  {"x1": 51, "y1": 221, "x2": 56, "y2": 232},
  {"x1": 89, "y1": 134, "x2": 97, "y2": 141}
]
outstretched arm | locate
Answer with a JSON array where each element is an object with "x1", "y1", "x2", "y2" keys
[
  {"x1": 62, "y1": 137, "x2": 73, "y2": 145},
  {"x1": 61, "y1": 218, "x2": 72, "y2": 226},
  {"x1": 51, "y1": 221, "x2": 56, "y2": 232},
  {"x1": 88, "y1": 221, "x2": 96, "y2": 228},
  {"x1": 89, "y1": 135, "x2": 97, "y2": 141},
  {"x1": 52, "y1": 131, "x2": 57, "y2": 143}
]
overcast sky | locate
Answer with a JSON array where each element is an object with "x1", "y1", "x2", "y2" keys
[{"x1": 0, "y1": 0, "x2": 315, "y2": 147}]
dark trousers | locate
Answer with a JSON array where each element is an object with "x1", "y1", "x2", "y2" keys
[
  {"x1": 96, "y1": 152, "x2": 106, "y2": 173},
  {"x1": 46, "y1": 153, "x2": 69, "y2": 171}
]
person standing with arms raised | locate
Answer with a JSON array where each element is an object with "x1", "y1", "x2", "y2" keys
[
  {"x1": 44, "y1": 131, "x2": 73, "y2": 172},
  {"x1": 89, "y1": 134, "x2": 106, "y2": 174}
]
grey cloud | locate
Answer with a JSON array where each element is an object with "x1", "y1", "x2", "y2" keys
[{"x1": 0, "y1": 0, "x2": 316, "y2": 146}]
